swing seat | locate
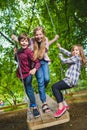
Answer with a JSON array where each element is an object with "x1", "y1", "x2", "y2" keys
[{"x1": 27, "y1": 94, "x2": 70, "y2": 130}]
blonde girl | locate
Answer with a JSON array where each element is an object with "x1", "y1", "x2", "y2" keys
[
  {"x1": 30, "y1": 26, "x2": 59, "y2": 112},
  {"x1": 52, "y1": 44, "x2": 86, "y2": 117}
]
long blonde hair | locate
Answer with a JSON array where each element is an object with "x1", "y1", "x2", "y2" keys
[
  {"x1": 33, "y1": 26, "x2": 46, "y2": 60},
  {"x1": 71, "y1": 44, "x2": 86, "y2": 66}
]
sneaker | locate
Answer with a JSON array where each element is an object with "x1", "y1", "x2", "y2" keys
[
  {"x1": 54, "y1": 106, "x2": 66, "y2": 118},
  {"x1": 33, "y1": 108, "x2": 40, "y2": 118},
  {"x1": 65, "y1": 105, "x2": 69, "y2": 110}
]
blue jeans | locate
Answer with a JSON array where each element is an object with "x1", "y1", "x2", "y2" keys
[
  {"x1": 40, "y1": 60, "x2": 50, "y2": 86},
  {"x1": 23, "y1": 75, "x2": 37, "y2": 107},
  {"x1": 35, "y1": 60, "x2": 50, "y2": 103}
]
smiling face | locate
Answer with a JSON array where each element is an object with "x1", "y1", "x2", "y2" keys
[
  {"x1": 19, "y1": 38, "x2": 29, "y2": 49},
  {"x1": 34, "y1": 30, "x2": 44, "y2": 43},
  {"x1": 71, "y1": 46, "x2": 80, "y2": 56}
]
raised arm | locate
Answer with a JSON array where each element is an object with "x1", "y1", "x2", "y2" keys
[
  {"x1": 11, "y1": 34, "x2": 18, "y2": 42},
  {"x1": 58, "y1": 44, "x2": 71, "y2": 56},
  {"x1": 48, "y1": 35, "x2": 59, "y2": 46},
  {"x1": 59, "y1": 53, "x2": 80, "y2": 64}
]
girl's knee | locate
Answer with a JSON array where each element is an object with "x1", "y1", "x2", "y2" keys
[
  {"x1": 45, "y1": 79, "x2": 50, "y2": 84},
  {"x1": 45, "y1": 76, "x2": 50, "y2": 83},
  {"x1": 44, "y1": 79, "x2": 50, "y2": 87},
  {"x1": 52, "y1": 84, "x2": 55, "y2": 92}
]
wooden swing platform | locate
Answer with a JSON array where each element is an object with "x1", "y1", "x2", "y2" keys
[{"x1": 27, "y1": 94, "x2": 70, "y2": 130}]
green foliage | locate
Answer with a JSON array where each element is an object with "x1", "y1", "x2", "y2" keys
[
  {"x1": 0, "y1": 46, "x2": 25, "y2": 105},
  {"x1": 0, "y1": 0, "x2": 87, "y2": 105}
]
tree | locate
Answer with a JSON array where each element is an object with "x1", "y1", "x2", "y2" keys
[{"x1": 0, "y1": 0, "x2": 87, "y2": 105}]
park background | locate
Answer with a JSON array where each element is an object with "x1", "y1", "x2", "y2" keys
[
  {"x1": 0, "y1": 0, "x2": 87, "y2": 107},
  {"x1": 0, "y1": 1, "x2": 87, "y2": 130}
]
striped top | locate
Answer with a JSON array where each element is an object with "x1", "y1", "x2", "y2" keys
[{"x1": 59, "y1": 47, "x2": 81, "y2": 87}]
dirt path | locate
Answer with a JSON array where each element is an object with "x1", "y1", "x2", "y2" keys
[{"x1": 0, "y1": 102, "x2": 87, "y2": 130}]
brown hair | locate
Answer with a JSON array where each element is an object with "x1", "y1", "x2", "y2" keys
[
  {"x1": 71, "y1": 44, "x2": 86, "y2": 66},
  {"x1": 18, "y1": 33, "x2": 30, "y2": 43},
  {"x1": 33, "y1": 26, "x2": 46, "y2": 60}
]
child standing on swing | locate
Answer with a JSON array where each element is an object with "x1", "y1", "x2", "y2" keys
[
  {"x1": 52, "y1": 43, "x2": 86, "y2": 117},
  {"x1": 29, "y1": 26, "x2": 59, "y2": 112},
  {"x1": 14, "y1": 33, "x2": 40, "y2": 118}
]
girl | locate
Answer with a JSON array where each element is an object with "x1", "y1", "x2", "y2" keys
[
  {"x1": 14, "y1": 33, "x2": 40, "y2": 118},
  {"x1": 30, "y1": 26, "x2": 59, "y2": 112},
  {"x1": 52, "y1": 44, "x2": 86, "y2": 117}
]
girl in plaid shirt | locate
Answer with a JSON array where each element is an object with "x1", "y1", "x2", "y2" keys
[{"x1": 52, "y1": 44, "x2": 86, "y2": 118}]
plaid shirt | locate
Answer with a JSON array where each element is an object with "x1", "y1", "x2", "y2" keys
[
  {"x1": 59, "y1": 47, "x2": 81, "y2": 87},
  {"x1": 15, "y1": 48, "x2": 40, "y2": 79}
]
